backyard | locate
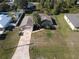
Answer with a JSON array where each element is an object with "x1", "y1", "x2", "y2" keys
[
  {"x1": 30, "y1": 14, "x2": 79, "y2": 59},
  {"x1": 0, "y1": 28, "x2": 20, "y2": 59}
]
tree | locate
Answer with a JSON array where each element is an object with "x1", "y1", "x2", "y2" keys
[
  {"x1": 33, "y1": 12, "x2": 41, "y2": 25},
  {"x1": 40, "y1": 0, "x2": 45, "y2": 8},
  {"x1": 44, "y1": 0, "x2": 51, "y2": 8},
  {"x1": 0, "y1": 0, "x2": 4, "y2": 3},
  {"x1": 0, "y1": 3, "x2": 10, "y2": 12},
  {"x1": 64, "y1": 0, "x2": 76, "y2": 8},
  {"x1": 14, "y1": 0, "x2": 28, "y2": 8},
  {"x1": 32, "y1": 12, "x2": 41, "y2": 31},
  {"x1": 53, "y1": 4, "x2": 61, "y2": 15},
  {"x1": 50, "y1": 0, "x2": 55, "y2": 8}
]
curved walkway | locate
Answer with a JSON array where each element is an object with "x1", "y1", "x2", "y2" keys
[{"x1": 12, "y1": 16, "x2": 33, "y2": 59}]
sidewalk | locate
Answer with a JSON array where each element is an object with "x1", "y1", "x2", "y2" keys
[{"x1": 12, "y1": 16, "x2": 33, "y2": 59}]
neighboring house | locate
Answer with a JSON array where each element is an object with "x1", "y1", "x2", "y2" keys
[
  {"x1": 64, "y1": 14, "x2": 79, "y2": 31},
  {"x1": 24, "y1": 2, "x2": 36, "y2": 12},
  {"x1": 39, "y1": 13, "x2": 56, "y2": 29},
  {"x1": 39, "y1": 13, "x2": 52, "y2": 22},
  {"x1": 0, "y1": 14, "x2": 12, "y2": 34},
  {"x1": 76, "y1": 0, "x2": 79, "y2": 4}
]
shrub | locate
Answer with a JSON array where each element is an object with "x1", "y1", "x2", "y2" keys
[
  {"x1": 33, "y1": 12, "x2": 41, "y2": 25},
  {"x1": 11, "y1": 5, "x2": 17, "y2": 11},
  {"x1": 41, "y1": 20, "x2": 55, "y2": 29},
  {"x1": 53, "y1": 5, "x2": 60, "y2": 15},
  {"x1": 0, "y1": 0, "x2": 4, "y2": 3},
  {"x1": 33, "y1": 24, "x2": 41, "y2": 31},
  {"x1": 0, "y1": 3, "x2": 10, "y2": 12}
]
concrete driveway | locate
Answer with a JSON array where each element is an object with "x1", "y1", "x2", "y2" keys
[{"x1": 12, "y1": 16, "x2": 33, "y2": 59}]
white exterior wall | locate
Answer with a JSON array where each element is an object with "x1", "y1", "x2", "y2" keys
[{"x1": 64, "y1": 15, "x2": 78, "y2": 30}]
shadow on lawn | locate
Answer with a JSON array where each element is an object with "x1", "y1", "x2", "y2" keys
[
  {"x1": 3, "y1": 43, "x2": 34, "y2": 50},
  {"x1": 0, "y1": 34, "x2": 7, "y2": 40}
]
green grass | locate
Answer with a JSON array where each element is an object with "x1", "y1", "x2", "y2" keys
[
  {"x1": 46, "y1": 30, "x2": 53, "y2": 39},
  {"x1": 0, "y1": 28, "x2": 20, "y2": 59},
  {"x1": 30, "y1": 14, "x2": 73, "y2": 59},
  {"x1": 53, "y1": 14, "x2": 71, "y2": 37},
  {"x1": 69, "y1": 7, "x2": 79, "y2": 13},
  {"x1": 30, "y1": 30, "x2": 71, "y2": 59}
]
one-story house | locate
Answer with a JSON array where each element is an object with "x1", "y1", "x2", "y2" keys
[
  {"x1": 24, "y1": 2, "x2": 36, "y2": 12},
  {"x1": 0, "y1": 14, "x2": 12, "y2": 34},
  {"x1": 76, "y1": 0, "x2": 79, "y2": 5},
  {"x1": 38, "y1": 13, "x2": 56, "y2": 29},
  {"x1": 64, "y1": 14, "x2": 79, "y2": 30},
  {"x1": 39, "y1": 13, "x2": 52, "y2": 22}
]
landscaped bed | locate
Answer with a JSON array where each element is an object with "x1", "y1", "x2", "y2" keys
[{"x1": 0, "y1": 28, "x2": 20, "y2": 59}]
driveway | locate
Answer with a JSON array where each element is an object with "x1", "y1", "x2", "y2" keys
[{"x1": 12, "y1": 16, "x2": 33, "y2": 59}]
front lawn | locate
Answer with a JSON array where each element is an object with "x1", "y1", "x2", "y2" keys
[
  {"x1": 0, "y1": 28, "x2": 20, "y2": 59},
  {"x1": 30, "y1": 30, "x2": 71, "y2": 59},
  {"x1": 53, "y1": 14, "x2": 71, "y2": 37}
]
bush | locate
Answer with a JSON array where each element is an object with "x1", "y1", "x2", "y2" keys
[
  {"x1": 0, "y1": 3, "x2": 10, "y2": 12},
  {"x1": 60, "y1": 8, "x2": 69, "y2": 13},
  {"x1": 53, "y1": 5, "x2": 60, "y2": 15},
  {"x1": 41, "y1": 20, "x2": 55, "y2": 29},
  {"x1": 0, "y1": 0, "x2": 4, "y2": 3},
  {"x1": 33, "y1": 24, "x2": 41, "y2": 31},
  {"x1": 33, "y1": 12, "x2": 41, "y2": 24},
  {"x1": 11, "y1": 5, "x2": 17, "y2": 11}
]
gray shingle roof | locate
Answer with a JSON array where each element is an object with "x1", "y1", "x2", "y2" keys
[
  {"x1": 65, "y1": 14, "x2": 79, "y2": 27},
  {"x1": 39, "y1": 13, "x2": 52, "y2": 21}
]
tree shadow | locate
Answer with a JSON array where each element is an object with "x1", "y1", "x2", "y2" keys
[
  {"x1": 16, "y1": 13, "x2": 25, "y2": 26},
  {"x1": 0, "y1": 34, "x2": 7, "y2": 40},
  {"x1": 52, "y1": 18, "x2": 57, "y2": 25},
  {"x1": 4, "y1": 43, "x2": 34, "y2": 50}
]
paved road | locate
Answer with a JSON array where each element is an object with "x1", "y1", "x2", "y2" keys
[{"x1": 12, "y1": 16, "x2": 33, "y2": 59}]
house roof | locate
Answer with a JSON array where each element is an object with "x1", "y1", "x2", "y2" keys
[
  {"x1": 65, "y1": 14, "x2": 79, "y2": 27},
  {"x1": 39, "y1": 13, "x2": 52, "y2": 21},
  {"x1": 0, "y1": 14, "x2": 12, "y2": 28},
  {"x1": 27, "y1": 3, "x2": 35, "y2": 8},
  {"x1": 39, "y1": 13, "x2": 54, "y2": 25}
]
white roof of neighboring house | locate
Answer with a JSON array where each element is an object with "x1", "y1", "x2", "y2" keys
[
  {"x1": 0, "y1": 14, "x2": 12, "y2": 28},
  {"x1": 65, "y1": 14, "x2": 79, "y2": 28},
  {"x1": 77, "y1": 2, "x2": 79, "y2": 4},
  {"x1": 77, "y1": 0, "x2": 79, "y2": 4}
]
